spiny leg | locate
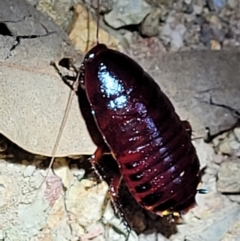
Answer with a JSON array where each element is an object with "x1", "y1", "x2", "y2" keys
[
  {"x1": 88, "y1": 146, "x2": 106, "y2": 184},
  {"x1": 109, "y1": 174, "x2": 131, "y2": 240},
  {"x1": 182, "y1": 120, "x2": 208, "y2": 195}
]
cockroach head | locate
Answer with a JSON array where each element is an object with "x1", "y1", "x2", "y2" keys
[{"x1": 83, "y1": 43, "x2": 107, "y2": 63}]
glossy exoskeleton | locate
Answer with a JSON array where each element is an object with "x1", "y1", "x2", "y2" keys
[{"x1": 78, "y1": 43, "x2": 201, "y2": 218}]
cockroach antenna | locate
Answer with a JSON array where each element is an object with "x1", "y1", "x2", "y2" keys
[
  {"x1": 96, "y1": 0, "x2": 100, "y2": 45},
  {"x1": 36, "y1": 61, "x2": 80, "y2": 191}
]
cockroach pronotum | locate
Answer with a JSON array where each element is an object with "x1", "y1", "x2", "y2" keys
[{"x1": 73, "y1": 0, "x2": 205, "y2": 229}]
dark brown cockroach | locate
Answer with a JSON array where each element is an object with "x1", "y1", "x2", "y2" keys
[
  {"x1": 47, "y1": 2, "x2": 209, "y2": 239},
  {"x1": 78, "y1": 43, "x2": 201, "y2": 216},
  {"x1": 73, "y1": 1, "x2": 203, "y2": 225}
]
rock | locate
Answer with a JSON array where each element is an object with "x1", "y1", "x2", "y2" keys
[
  {"x1": 229, "y1": 140, "x2": 240, "y2": 150},
  {"x1": 66, "y1": 179, "x2": 108, "y2": 227},
  {"x1": 227, "y1": 0, "x2": 238, "y2": 9},
  {"x1": 217, "y1": 130, "x2": 240, "y2": 155},
  {"x1": 102, "y1": 201, "x2": 136, "y2": 239},
  {"x1": 211, "y1": 40, "x2": 222, "y2": 49},
  {"x1": 104, "y1": 0, "x2": 152, "y2": 29},
  {"x1": 219, "y1": 140, "x2": 232, "y2": 155},
  {"x1": 161, "y1": 14, "x2": 186, "y2": 50},
  {"x1": 221, "y1": 212, "x2": 240, "y2": 241},
  {"x1": 140, "y1": 8, "x2": 161, "y2": 37},
  {"x1": 53, "y1": 158, "x2": 74, "y2": 188},
  {"x1": 193, "y1": 4, "x2": 203, "y2": 15},
  {"x1": 0, "y1": 173, "x2": 19, "y2": 212},
  {"x1": 193, "y1": 139, "x2": 215, "y2": 169},
  {"x1": 37, "y1": 0, "x2": 74, "y2": 31},
  {"x1": 173, "y1": 194, "x2": 240, "y2": 241},
  {"x1": 217, "y1": 160, "x2": 240, "y2": 193},
  {"x1": 23, "y1": 165, "x2": 36, "y2": 177},
  {"x1": 71, "y1": 166, "x2": 85, "y2": 181},
  {"x1": 145, "y1": 0, "x2": 174, "y2": 8},
  {"x1": 80, "y1": 223, "x2": 105, "y2": 241},
  {"x1": 18, "y1": 199, "x2": 49, "y2": 237},
  {"x1": 233, "y1": 128, "x2": 240, "y2": 141},
  {"x1": 139, "y1": 232, "x2": 168, "y2": 241},
  {"x1": 184, "y1": 0, "x2": 192, "y2": 5},
  {"x1": 209, "y1": 0, "x2": 226, "y2": 9},
  {"x1": 228, "y1": 195, "x2": 240, "y2": 204}
]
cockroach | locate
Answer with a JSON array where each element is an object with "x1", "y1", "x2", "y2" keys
[
  {"x1": 74, "y1": 0, "x2": 203, "y2": 226},
  {"x1": 51, "y1": 0, "x2": 205, "y2": 238}
]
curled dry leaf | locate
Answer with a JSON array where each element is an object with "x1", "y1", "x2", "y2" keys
[{"x1": 69, "y1": 4, "x2": 122, "y2": 53}]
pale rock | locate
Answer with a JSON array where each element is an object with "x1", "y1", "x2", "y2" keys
[
  {"x1": 29, "y1": 171, "x2": 46, "y2": 189},
  {"x1": 102, "y1": 201, "x2": 137, "y2": 240},
  {"x1": 217, "y1": 160, "x2": 240, "y2": 193},
  {"x1": 18, "y1": 199, "x2": 49, "y2": 237},
  {"x1": 211, "y1": 40, "x2": 221, "y2": 50},
  {"x1": 227, "y1": 0, "x2": 238, "y2": 9},
  {"x1": 176, "y1": 196, "x2": 240, "y2": 241},
  {"x1": 106, "y1": 227, "x2": 136, "y2": 241},
  {"x1": 236, "y1": 150, "x2": 240, "y2": 157},
  {"x1": 229, "y1": 140, "x2": 240, "y2": 150},
  {"x1": 80, "y1": 223, "x2": 105, "y2": 241},
  {"x1": 0, "y1": 230, "x2": 5, "y2": 240},
  {"x1": 233, "y1": 128, "x2": 240, "y2": 140},
  {"x1": 140, "y1": 9, "x2": 161, "y2": 37},
  {"x1": 0, "y1": 174, "x2": 19, "y2": 212},
  {"x1": 47, "y1": 196, "x2": 66, "y2": 229},
  {"x1": 66, "y1": 179, "x2": 108, "y2": 227},
  {"x1": 193, "y1": 139, "x2": 215, "y2": 168},
  {"x1": 211, "y1": 0, "x2": 226, "y2": 8},
  {"x1": 70, "y1": 222, "x2": 85, "y2": 238},
  {"x1": 228, "y1": 194, "x2": 240, "y2": 203},
  {"x1": 209, "y1": 15, "x2": 222, "y2": 26},
  {"x1": 193, "y1": 4, "x2": 203, "y2": 14},
  {"x1": 139, "y1": 232, "x2": 168, "y2": 241},
  {"x1": 23, "y1": 165, "x2": 36, "y2": 177},
  {"x1": 213, "y1": 154, "x2": 224, "y2": 164},
  {"x1": 161, "y1": 17, "x2": 186, "y2": 50},
  {"x1": 104, "y1": 0, "x2": 152, "y2": 28},
  {"x1": 71, "y1": 167, "x2": 85, "y2": 181},
  {"x1": 54, "y1": 165, "x2": 74, "y2": 189},
  {"x1": 219, "y1": 140, "x2": 232, "y2": 155},
  {"x1": 221, "y1": 212, "x2": 240, "y2": 240},
  {"x1": 184, "y1": 0, "x2": 192, "y2": 4}
]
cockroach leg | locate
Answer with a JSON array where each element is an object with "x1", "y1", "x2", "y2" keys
[
  {"x1": 109, "y1": 174, "x2": 122, "y2": 204},
  {"x1": 109, "y1": 174, "x2": 131, "y2": 239},
  {"x1": 89, "y1": 146, "x2": 106, "y2": 183},
  {"x1": 50, "y1": 61, "x2": 76, "y2": 91}
]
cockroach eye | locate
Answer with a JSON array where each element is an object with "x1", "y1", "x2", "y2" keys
[{"x1": 88, "y1": 53, "x2": 95, "y2": 59}]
